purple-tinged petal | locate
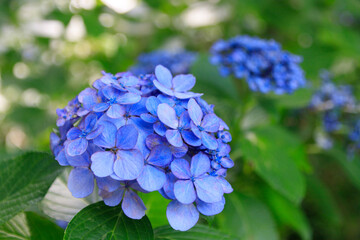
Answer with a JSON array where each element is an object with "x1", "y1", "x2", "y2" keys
[
  {"x1": 145, "y1": 134, "x2": 165, "y2": 149},
  {"x1": 217, "y1": 177, "x2": 233, "y2": 194},
  {"x1": 188, "y1": 98, "x2": 203, "y2": 126},
  {"x1": 166, "y1": 200, "x2": 199, "y2": 231},
  {"x1": 66, "y1": 128, "x2": 81, "y2": 140},
  {"x1": 174, "y1": 91, "x2": 203, "y2": 99},
  {"x1": 153, "y1": 80, "x2": 175, "y2": 96},
  {"x1": 181, "y1": 130, "x2": 202, "y2": 147},
  {"x1": 66, "y1": 151, "x2": 90, "y2": 167},
  {"x1": 110, "y1": 173, "x2": 123, "y2": 181},
  {"x1": 179, "y1": 111, "x2": 191, "y2": 129},
  {"x1": 100, "y1": 187, "x2": 124, "y2": 206},
  {"x1": 218, "y1": 141, "x2": 231, "y2": 155},
  {"x1": 114, "y1": 149, "x2": 143, "y2": 180},
  {"x1": 116, "y1": 124, "x2": 139, "y2": 150},
  {"x1": 163, "y1": 173, "x2": 176, "y2": 199},
  {"x1": 78, "y1": 88, "x2": 98, "y2": 111},
  {"x1": 122, "y1": 190, "x2": 146, "y2": 219},
  {"x1": 154, "y1": 122, "x2": 167, "y2": 136},
  {"x1": 68, "y1": 168, "x2": 94, "y2": 198},
  {"x1": 221, "y1": 157, "x2": 234, "y2": 169},
  {"x1": 157, "y1": 103, "x2": 178, "y2": 129},
  {"x1": 211, "y1": 161, "x2": 221, "y2": 170},
  {"x1": 107, "y1": 104, "x2": 126, "y2": 119},
  {"x1": 194, "y1": 176, "x2": 223, "y2": 203},
  {"x1": 159, "y1": 188, "x2": 172, "y2": 200},
  {"x1": 145, "y1": 96, "x2": 160, "y2": 115},
  {"x1": 190, "y1": 152, "x2": 210, "y2": 177},
  {"x1": 98, "y1": 114, "x2": 126, "y2": 129},
  {"x1": 201, "y1": 132, "x2": 218, "y2": 150},
  {"x1": 84, "y1": 113, "x2": 98, "y2": 131},
  {"x1": 117, "y1": 92, "x2": 141, "y2": 105},
  {"x1": 201, "y1": 114, "x2": 220, "y2": 132},
  {"x1": 129, "y1": 181, "x2": 149, "y2": 193},
  {"x1": 190, "y1": 121, "x2": 201, "y2": 138},
  {"x1": 172, "y1": 74, "x2": 196, "y2": 92},
  {"x1": 196, "y1": 197, "x2": 225, "y2": 216},
  {"x1": 128, "y1": 98, "x2": 147, "y2": 116},
  {"x1": 93, "y1": 102, "x2": 109, "y2": 112},
  {"x1": 155, "y1": 65, "x2": 172, "y2": 88},
  {"x1": 96, "y1": 176, "x2": 121, "y2": 192},
  {"x1": 91, "y1": 151, "x2": 115, "y2": 177},
  {"x1": 170, "y1": 144, "x2": 188, "y2": 158},
  {"x1": 174, "y1": 180, "x2": 196, "y2": 204},
  {"x1": 86, "y1": 125, "x2": 104, "y2": 140},
  {"x1": 102, "y1": 86, "x2": 119, "y2": 100},
  {"x1": 66, "y1": 138, "x2": 88, "y2": 156},
  {"x1": 171, "y1": 158, "x2": 191, "y2": 179},
  {"x1": 166, "y1": 129, "x2": 183, "y2": 147},
  {"x1": 55, "y1": 149, "x2": 69, "y2": 166},
  {"x1": 93, "y1": 121, "x2": 117, "y2": 148},
  {"x1": 140, "y1": 113, "x2": 158, "y2": 123},
  {"x1": 147, "y1": 145, "x2": 172, "y2": 167},
  {"x1": 137, "y1": 165, "x2": 166, "y2": 191},
  {"x1": 122, "y1": 76, "x2": 139, "y2": 87}
]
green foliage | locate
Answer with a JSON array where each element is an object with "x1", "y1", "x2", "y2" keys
[
  {"x1": 64, "y1": 201, "x2": 154, "y2": 240},
  {"x1": 0, "y1": 152, "x2": 62, "y2": 225},
  {"x1": 140, "y1": 192, "x2": 170, "y2": 228}
]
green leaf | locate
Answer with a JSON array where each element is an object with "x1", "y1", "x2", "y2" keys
[
  {"x1": 139, "y1": 192, "x2": 170, "y2": 228},
  {"x1": 240, "y1": 125, "x2": 306, "y2": 204},
  {"x1": 64, "y1": 201, "x2": 154, "y2": 240},
  {"x1": 217, "y1": 194, "x2": 279, "y2": 240},
  {"x1": 264, "y1": 187, "x2": 312, "y2": 240},
  {"x1": 0, "y1": 212, "x2": 64, "y2": 240},
  {"x1": 0, "y1": 152, "x2": 62, "y2": 225},
  {"x1": 41, "y1": 168, "x2": 100, "y2": 222},
  {"x1": 154, "y1": 224, "x2": 238, "y2": 240},
  {"x1": 264, "y1": 88, "x2": 313, "y2": 108}
]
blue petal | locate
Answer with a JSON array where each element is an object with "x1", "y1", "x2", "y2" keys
[
  {"x1": 116, "y1": 124, "x2": 139, "y2": 150},
  {"x1": 84, "y1": 113, "x2": 98, "y2": 131},
  {"x1": 157, "y1": 103, "x2": 178, "y2": 129},
  {"x1": 68, "y1": 168, "x2": 94, "y2": 198},
  {"x1": 145, "y1": 134, "x2": 164, "y2": 149},
  {"x1": 102, "y1": 86, "x2": 120, "y2": 100},
  {"x1": 122, "y1": 190, "x2": 146, "y2": 219},
  {"x1": 100, "y1": 187, "x2": 124, "y2": 206},
  {"x1": 190, "y1": 121, "x2": 201, "y2": 138},
  {"x1": 154, "y1": 122, "x2": 167, "y2": 136},
  {"x1": 137, "y1": 165, "x2": 166, "y2": 191},
  {"x1": 155, "y1": 65, "x2": 172, "y2": 88},
  {"x1": 66, "y1": 128, "x2": 81, "y2": 140},
  {"x1": 145, "y1": 96, "x2": 160, "y2": 115},
  {"x1": 181, "y1": 130, "x2": 201, "y2": 147},
  {"x1": 153, "y1": 80, "x2": 175, "y2": 96},
  {"x1": 163, "y1": 173, "x2": 176, "y2": 199},
  {"x1": 93, "y1": 121, "x2": 117, "y2": 148},
  {"x1": 166, "y1": 200, "x2": 199, "y2": 231},
  {"x1": 201, "y1": 132, "x2": 218, "y2": 150},
  {"x1": 188, "y1": 98, "x2": 203, "y2": 126},
  {"x1": 147, "y1": 145, "x2": 172, "y2": 167},
  {"x1": 170, "y1": 158, "x2": 191, "y2": 179},
  {"x1": 196, "y1": 197, "x2": 225, "y2": 216},
  {"x1": 174, "y1": 180, "x2": 196, "y2": 204},
  {"x1": 66, "y1": 138, "x2": 88, "y2": 156},
  {"x1": 78, "y1": 88, "x2": 98, "y2": 111},
  {"x1": 128, "y1": 98, "x2": 147, "y2": 115},
  {"x1": 140, "y1": 113, "x2": 158, "y2": 123},
  {"x1": 96, "y1": 176, "x2": 121, "y2": 192},
  {"x1": 98, "y1": 114, "x2": 126, "y2": 129},
  {"x1": 86, "y1": 125, "x2": 104, "y2": 140},
  {"x1": 107, "y1": 104, "x2": 126, "y2": 119},
  {"x1": 194, "y1": 176, "x2": 223, "y2": 203},
  {"x1": 122, "y1": 76, "x2": 139, "y2": 87},
  {"x1": 117, "y1": 92, "x2": 141, "y2": 105},
  {"x1": 93, "y1": 102, "x2": 109, "y2": 112},
  {"x1": 170, "y1": 144, "x2": 188, "y2": 158},
  {"x1": 217, "y1": 176, "x2": 233, "y2": 194},
  {"x1": 91, "y1": 151, "x2": 115, "y2": 177},
  {"x1": 179, "y1": 111, "x2": 191, "y2": 129},
  {"x1": 221, "y1": 157, "x2": 234, "y2": 169},
  {"x1": 166, "y1": 129, "x2": 183, "y2": 147},
  {"x1": 114, "y1": 149, "x2": 143, "y2": 180},
  {"x1": 201, "y1": 114, "x2": 220, "y2": 132},
  {"x1": 66, "y1": 150, "x2": 90, "y2": 167},
  {"x1": 172, "y1": 74, "x2": 195, "y2": 92},
  {"x1": 174, "y1": 91, "x2": 203, "y2": 99},
  {"x1": 55, "y1": 149, "x2": 69, "y2": 166},
  {"x1": 190, "y1": 152, "x2": 210, "y2": 177}
]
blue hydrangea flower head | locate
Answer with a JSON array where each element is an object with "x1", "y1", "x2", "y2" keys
[
  {"x1": 131, "y1": 50, "x2": 197, "y2": 76},
  {"x1": 50, "y1": 65, "x2": 233, "y2": 231},
  {"x1": 210, "y1": 35, "x2": 306, "y2": 94}
]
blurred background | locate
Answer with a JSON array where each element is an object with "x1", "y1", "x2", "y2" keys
[{"x1": 1, "y1": 0, "x2": 360, "y2": 239}]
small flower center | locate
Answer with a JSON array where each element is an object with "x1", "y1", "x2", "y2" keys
[
  {"x1": 190, "y1": 176, "x2": 196, "y2": 182},
  {"x1": 198, "y1": 126, "x2": 204, "y2": 131},
  {"x1": 108, "y1": 98, "x2": 117, "y2": 105}
]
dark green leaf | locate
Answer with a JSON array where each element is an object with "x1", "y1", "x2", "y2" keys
[
  {"x1": 154, "y1": 224, "x2": 237, "y2": 240},
  {"x1": 64, "y1": 201, "x2": 154, "y2": 240},
  {"x1": 217, "y1": 194, "x2": 279, "y2": 240},
  {"x1": 0, "y1": 152, "x2": 62, "y2": 225},
  {"x1": 240, "y1": 126, "x2": 306, "y2": 204}
]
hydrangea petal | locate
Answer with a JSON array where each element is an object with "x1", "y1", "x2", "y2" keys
[
  {"x1": 217, "y1": 177, "x2": 233, "y2": 194},
  {"x1": 166, "y1": 200, "x2": 199, "y2": 231},
  {"x1": 194, "y1": 176, "x2": 223, "y2": 203},
  {"x1": 157, "y1": 103, "x2": 179, "y2": 129},
  {"x1": 190, "y1": 152, "x2": 210, "y2": 177},
  {"x1": 171, "y1": 158, "x2": 191, "y2": 179},
  {"x1": 155, "y1": 65, "x2": 173, "y2": 88},
  {"x1": 179, "y1": 111, "x2": 191, "y2": 129},
  {"x1": 153, "y1": 122, "x2": 167, "y2": 136},
  {"x1": 201, "y1": 114, "x2": 220, "y2": 132},
  {"x1": 196, "y1": 197, "x2": 225, "y2": 216},
  {"x1": 91, "y1": 151, "x2": 115, "y2": 177},
  {"x1": 137, "y1": 165, "x2": 166, "y2": 191},
  {"x1": 101, "y1": 187, "x2": 125, "y2": 207},
  {"x1": 172, "y1": 74, "x2": 196, "y2": 92},
  {"x1": 181, "y1": 130, "x2": 202, "y2": 147},
  {"x1": 116, "y1": 124, "x2": 139, "y2": 150},
  {"x1": 166, "y1": 129, "x2": 183, "y2": 147},
  {"x1": 66, "y1": 128, "x2": 81, "y2": 140},
  {"x1": 145, "y1": 96, "x2": 160, "y2": 115},
  {"x1": 66, "y1": 151, "x2": 90, "y2": 167},
  {"x1": 122, "y1": 190, "x2": 146, "y2": 219},
  {"x1": 96, "y1": 176, "x2": 121, "y2": 192},
  {"x1": 117, "y1": 93, "x2": 141, "y2": 105},
  {"x1": 84, "y1": 113, "x2": 98, "y2": 131},
  {"x1": 174, "y1": 180, "x2": 196, "y2": 204},
  {"x1": 107, "y1": 104, "x2": 126, "y2": 119},
  {"x1": 93, "y1": 102, "x2": 110, "y2": 112},
  {"x1": 93, "y1": 121, "x2": 117, "y2": 148},
  {"x1": 66, "y1": 138, "x2": 88, "y2": 156},
  {"x1": 86, "y1": 125, "x2": 104, "y2": 140},
  {"x1": 221, "y1": 157, "x2": 234, "y2": 169},
  {"x1": 147, "y1": 145, "x2": 172, "y2": 167},
  {"x1": 170, "y1": 144, "x2": 188, "y2": 158},
  {"x1": 68, "y1": 168, "x2": 94, "y2": 198},
  {"x1": 201, "y1": 132, "x2": 218, "y2": 150},
  {"x1": 163, "y1": 173, "x2": 176, "y2": 199},
  {"x1": 102, "y1": 86, "x2": 120, "y2": 100},
  {"x1": 174, "y1": 92, "x2": 203, "y2": 99},
  {"x1": 140, "y1": 113, "x2": 158, "y2": 123},
  {"x1": 114, "y1": 149, "x2": 143, "y2": 180},
  {"x1": 55, "y1": 149, "x2": 69, "y2": 166},
  {"x1": 188, "y1": 98, "x2": 203, "y2": 126}
]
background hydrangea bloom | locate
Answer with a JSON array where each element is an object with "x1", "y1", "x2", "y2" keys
[
  {"x1": 50, "y1": 64, "x2": 233, "y2": 231},
  {"x1": 210, "y1": 35, "x2": 306, "y2": 94}
]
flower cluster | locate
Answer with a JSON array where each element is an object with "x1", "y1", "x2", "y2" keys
[
  {"x1": 310, "y1": 70, "x2": 357, "y2": 149},
  {"x1": 130, "y1": 50, "x2": 197, "y2": 75},
  {"x1": 50, "y1": 65, "x2": 233, "y2": 231},
  {"x1": 210, "y1": 35, "x2": 306, "y2": 94}
]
